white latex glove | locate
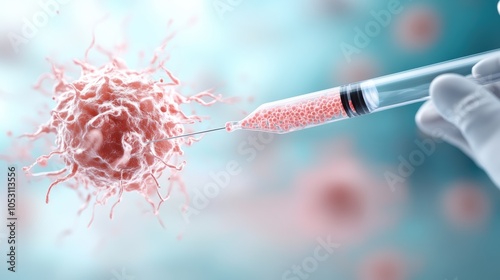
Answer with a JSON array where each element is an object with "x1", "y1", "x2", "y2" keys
[{"x1": 416, "y1": 55, "x2": 500, "y2": 187}]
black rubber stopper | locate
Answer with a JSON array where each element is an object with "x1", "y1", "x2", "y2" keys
[{"x1": 340, "y1": 83, "x2": 370, "y2": 118}]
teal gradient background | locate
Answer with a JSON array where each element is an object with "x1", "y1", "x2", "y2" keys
[{"x1": 1, "y1": 0, "x2": 499, "y2": 279}]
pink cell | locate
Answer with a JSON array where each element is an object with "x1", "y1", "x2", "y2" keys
[
  {"x1": 293, "y1": 141, "x2": 404, "y2": 244},
  {"x1": 358, "y1": 250, "x2": 411, "y2": 280},
  {"x1": 442, "y1": 181, "x2": 491, "y2": 230},
  {"x1": 22, "y1": 25, "x2": 223, "y2": 223},
  {"x1": 394, "y1": 6, "x2": 440, "y2": 50}
]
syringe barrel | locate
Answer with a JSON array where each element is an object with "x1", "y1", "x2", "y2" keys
[
  {"x1": 342, "y1": 48, "x2": 500, "y2": 116},
  {"x1": 231, "y1": 48, "x2": 500, "y2": 134},
  {"x1": 234, "y1": 86, "x2": 348, "y2": 133}
]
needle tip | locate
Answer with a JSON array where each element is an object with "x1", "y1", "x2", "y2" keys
[
  {"x1": 225, "y1": 121, "x2": 241, "y2": 132},
  {"x1": 149, "y1": 126, "x2": 228, "y2": 143}
]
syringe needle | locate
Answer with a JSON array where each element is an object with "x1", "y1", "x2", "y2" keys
[
  {"x1": 152, "y1": 49, "x2": 500, "y2": 139},
  {"x1": 150, "y1": 126, "x2": 226, "y2": 143}
]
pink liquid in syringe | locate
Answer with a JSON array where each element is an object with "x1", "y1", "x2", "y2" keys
[{"x1": 226, "y1": 88, "x2": 349, "y2": 133}]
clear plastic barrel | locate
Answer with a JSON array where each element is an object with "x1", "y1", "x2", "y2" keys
[
  {"x1": 226, "y1": 48, "x2": 500, "y2": 134},
  {"x1": 362, "y1": 49, "x2": 500, "y2": 112}
]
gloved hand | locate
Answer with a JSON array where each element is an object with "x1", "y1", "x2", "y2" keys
[{"x1": 416, "y1": 55, "x2": 500, "y2": 187}]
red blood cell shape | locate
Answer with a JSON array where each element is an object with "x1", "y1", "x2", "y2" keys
[
  {"x1": 394, "y1": 5, "x2": 440, "y2": 50},
  {"x1": 230, "y1": 87, "x2": 347, "y2": 133},
  {"x1": 442, "y1": 181, "x2": 491, "y2": 230},
  {"x1": 22, "y1": 28, "x2": 223, "y2": 222}
]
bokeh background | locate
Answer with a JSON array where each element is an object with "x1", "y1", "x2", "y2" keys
[{"x1": 1, "y1": 0, "x2": 500, "y2": 279}]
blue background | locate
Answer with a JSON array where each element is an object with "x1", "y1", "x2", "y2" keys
[{"x1": 1, "y1": 0, "x2": 500, "y2": 279}]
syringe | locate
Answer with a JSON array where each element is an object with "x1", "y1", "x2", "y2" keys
[{"x1": 154, "y1": 48, "x2": 500, "y2": 141}]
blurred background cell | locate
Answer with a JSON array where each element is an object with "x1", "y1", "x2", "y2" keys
[
  {"x1": 357, "y1": 250, "x2": 414, "y2": 280},
  {"x1": 393, "y1": 5, "x2": 441, "y2": 51},
  {"x1": 292, "y1": 141, "x2": 404, "y2": 244},
  {"x1": 441, "y1": 181, "x2": 491, "y2": 231}
]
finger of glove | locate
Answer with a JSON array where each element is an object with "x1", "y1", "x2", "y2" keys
[
  {"x1": 472, "y1": 55, "x2": 500, "y2": 96},
  {"x1": 415, "y1": 101, "x2": 474, "y2": 158},
  {"x1": 431, "y1": 74, "x2": 500, "y2": 186}
]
